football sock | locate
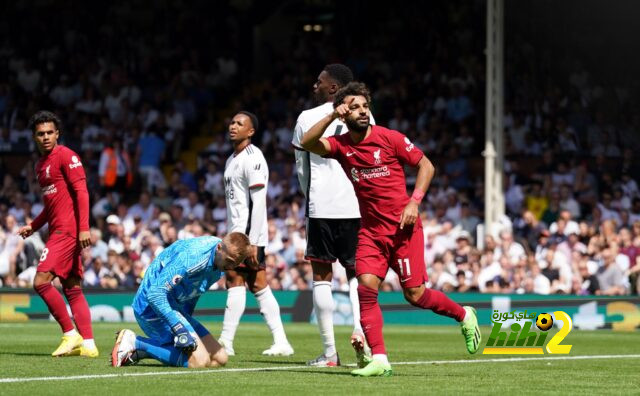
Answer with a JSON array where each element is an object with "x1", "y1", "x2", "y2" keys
[
  {"x1": 358, "y1": 284, "x2": 386, "y2": 355},
  {"x1": 348, "y1": 277, "x2": 363, "y2": 332},
  {"x1": 63, "y1": 329, "x2": 79, "y2": 337},
  {"x1": 82, "y1": 339, "x2": 96, "y2": 349},
  {"x1": 313, "y1": 281, "x2": 336, "y2": 356},
  {"x1": 135, "y1": 337, "x2": 188, "y2": 367},
  {"x1": 63, "y1": 287, "x2": 94, "y2": 339},
  {"x1": 219, "y1": 286, "x2": 246, "y2": 345},
  {"x1": 410, "y1": 288, "x2": 466, "y2": 322},
  {"x1": 255, "y1": 286, "x2": 289, "y2": 345},
  {"x1": 372, "y1": 354, "x2": 389, "y2": 365},
  {"x1": 35, "y1": 283, "x2": 75, "y2": 333}
]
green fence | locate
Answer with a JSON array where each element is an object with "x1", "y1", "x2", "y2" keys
[{"x1": 1, "y1": 289, "x2": 639, "y2": 331}]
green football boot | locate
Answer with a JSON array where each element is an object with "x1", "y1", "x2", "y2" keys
[
  {"x1": 351, "y1": 359, "x2": 393, "y2": 377},
  {"x1": 461, "y1": 306, "x2": 481, "y2": 354}
]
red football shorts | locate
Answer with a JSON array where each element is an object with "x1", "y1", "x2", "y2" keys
[
  {"x1": 355, "y1": 225, "x2": 428, "y2": 288},
  {"x1": 37, "y1": 232, "x2": 83, "y2": 279}
]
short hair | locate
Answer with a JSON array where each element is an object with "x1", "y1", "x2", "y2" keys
[
  {"x1": 28, "y1": 110, "x2": 62, "y2": 133},
  {"x1": 323, "y1": 64, "x2": 354, "y2": 88},
  {"x1": 237, "y1": 111, "x2": 259, "y2": 132},
  {"x1": 225, "y1": 231, "x2": 251, "y2": 261},
  {"x1": 333, "y1": 82, "x2": 371, "y2": 108}
]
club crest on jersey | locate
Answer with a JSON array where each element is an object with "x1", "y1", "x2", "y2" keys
[
  {"x1": 45, "y1": 165, "x2": 51, "y2": 179},
  {"x1": 404, "y1": 137, "x2": 415, "y2": 152},
  {"x1": 373, "y1": 149, "x2": 381, "y2": 164},
  {"x1": 350, "y1": 167, "x2": 360, "y2": 183},
  {"x1": 69, "y1": 155, "x2": 83, "y2": 169}
]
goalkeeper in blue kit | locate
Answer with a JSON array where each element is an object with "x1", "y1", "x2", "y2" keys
[{"x1": 111, "y1": 233, "x2": 251, "y2": 368}]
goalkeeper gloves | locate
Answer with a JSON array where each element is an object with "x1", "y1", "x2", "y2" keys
[{"x1": 171, "y1": 323, "x2": 197, "y2": 352}]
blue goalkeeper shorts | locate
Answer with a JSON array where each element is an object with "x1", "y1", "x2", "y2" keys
[{"x1": 134, "y1": 309, "x2": 210, "y2": 345}]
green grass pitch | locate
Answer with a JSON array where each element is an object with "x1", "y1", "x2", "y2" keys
[{"x1": 0, "y1": 322, "x2": 638, "y2": 395}]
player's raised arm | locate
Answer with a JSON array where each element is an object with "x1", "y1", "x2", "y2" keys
[
  {"x1": 300, "y1": 113, "x2": 333, "y2": 155},
  {"x1": 301, "y1": 99, "x2": 353, "y2": 156}
]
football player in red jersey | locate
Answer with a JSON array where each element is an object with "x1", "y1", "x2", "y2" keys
[
  {"x1": 17, "y1": 110, "x2": 98, "y2": 358},
  {"x1": 301, "y1": 82, "x2": 481, "y2": 377}
]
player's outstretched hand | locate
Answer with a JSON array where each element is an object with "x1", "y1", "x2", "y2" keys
[
  {"x1": 78, "y1": 230, "x2": 91, "y2": 249},
  {"x1": 172, "y1": 324, "x2": 198, "y2": 352},
  {"x1": 332, "y1": 97, "x2": 355, "y2": 120},
  {"x1": 399, "y1": 201, "x2": 419, "y2": 230},
  {"x1": 17, "y1": 225, "x2": 33, "y2": 239}
]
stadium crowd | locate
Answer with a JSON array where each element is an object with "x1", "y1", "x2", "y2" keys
[{"x1": 0, "y1": 1, "x2": 639, "y2": 296}]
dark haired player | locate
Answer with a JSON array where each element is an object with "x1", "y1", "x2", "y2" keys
[
  {"x1": 301, "y1": 82, "x2": 481, "y2": 377},
  {"x1": 17, "y1": 110, "x2": 97, "y2": 358},
  {"x1": 218, "y1": 111, "x2": 294, "y2": 357},
  {"x1": 292, "y1": 64, "x2": 374, "y2": 367}
]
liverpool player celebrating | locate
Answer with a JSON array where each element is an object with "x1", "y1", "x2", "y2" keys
[
  {"x1": 292, "y1": 64, "x2": 372, "y2": 368},
  {"x1": 17, "y1": 111, "x2": 98, "y2": 358},
  {"x1": 301, "y1": 83, "x2": 481, "y2": 377}
]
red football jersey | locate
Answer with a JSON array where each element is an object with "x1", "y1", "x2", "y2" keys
[
  {"x1": 326, "y1": 125, "x2": 424, "y2": 235},
  {"x1": 33, "y1": 145, "x2": 89, "y2": 236}
]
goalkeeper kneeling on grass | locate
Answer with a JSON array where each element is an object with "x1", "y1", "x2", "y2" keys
[{"x1": 111, "y1": 233, "x2": 251, "y2": 368}]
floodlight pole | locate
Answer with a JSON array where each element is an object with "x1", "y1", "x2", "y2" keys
[{"x1": 484, "y1": 0, "x2": 505, "y2": 237}]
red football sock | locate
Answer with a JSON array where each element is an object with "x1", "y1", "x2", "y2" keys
[
  {"x1": 357, "y1": 284, "x2": 386, "y2": 355},
  {"x1": 411, "y1": 288, "x2": 466, "y2": 322},
  {"x1": 63, "y1": 287, "x2": 94, "y2": 339},
  {"x1": 35, "y1": 283, "x2": 74, "y2": 333}
]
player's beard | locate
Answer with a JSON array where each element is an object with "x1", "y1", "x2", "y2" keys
[
  {"x1": 345, "y1": 115, "x2": 370, "y2": 133},
  {"x1": 313, "y1": 90, "x2": 329, "y2": 105}
]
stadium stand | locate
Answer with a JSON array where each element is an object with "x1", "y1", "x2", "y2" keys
[{"x1": 0, "y1": 1, "x2": 638, "y2": 296}]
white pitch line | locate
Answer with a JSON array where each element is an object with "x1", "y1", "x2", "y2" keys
[{"x1": 1, "y1": 354, "x2": 639, "y2": 384}]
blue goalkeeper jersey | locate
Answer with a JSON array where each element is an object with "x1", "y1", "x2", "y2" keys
[{"x1": 133, "y1": 236, "x2": 223, "y2": 334}]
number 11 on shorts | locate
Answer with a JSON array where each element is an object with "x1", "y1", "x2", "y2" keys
[{"x1": 397, "y1": 258, "x2": 411, "y2": 277}]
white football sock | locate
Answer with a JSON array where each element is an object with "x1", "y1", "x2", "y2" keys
[
  {"x1": 462, "y1": 307, "x2": 470, "y2": 323},
  {"x1": 255, "y1": 286, "x2": 289, "y2": 345},
  {"x1": 219, "y1": 286, "x2": 246, "y2": 345},
  {"x1": 63, "y1": 329, "x2": 79, "y2": 337},
  {"x1": 82, "y1": 339, "x2": 96, "y2": 349},
  {"x1": 313, "y1": 281, "x2": 336, "y2": 357},
  {"x1": 373, "y1": 354, "x2": 389, "y2": 365},
  {"x1": 349, "y1": 277, "x2": 363, "y2": 332}
]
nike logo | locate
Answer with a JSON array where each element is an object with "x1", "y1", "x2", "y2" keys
[
  {"x1": 346, "y1": 152, "x2": 355, "y2": 157},
  {"x1": 400, "y1": 277, "x2": 412, "y2": 283}
]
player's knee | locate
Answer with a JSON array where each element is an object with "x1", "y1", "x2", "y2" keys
[
  {"x1": 403, "y1": 287, "x2": 425, "y2": 306},
  {"x1": 249, "y1": 279, "x2": 268, "y2": 294},
  {"x1": 226, "y1": 278, "x2": 244, "y2": 289},
  {"x1": 209, "y1": 349, "x2": 228, "y2": 367},
  {"x1": 33, "y1": 273, "x2": 52, "y2": 288},
  {"x1": 188, "y1": 354, "x2": 210, "y2": 369}
]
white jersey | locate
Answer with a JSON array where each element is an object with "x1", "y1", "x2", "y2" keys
[
  {"x1": 224, "y1": 144, "x2": 268, "y2": 246},
  {"x1": 292, "y1": 102, "x2": 374, "y2": 219}
]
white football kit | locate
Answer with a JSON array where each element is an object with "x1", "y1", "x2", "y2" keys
[{"x1": 224, "y1": 144, "x2": 268, "y2": 247}]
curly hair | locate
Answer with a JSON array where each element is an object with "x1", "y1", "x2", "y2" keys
[
  {"x1": 323, "y1": 64, "x2": 354, "y2": 88},
  {"x1": 333, "y1": 82, "x2": 371, "y2": 109},
  {"x1": 28, "y1": 110, "x2": 62, "y2": 133}
]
